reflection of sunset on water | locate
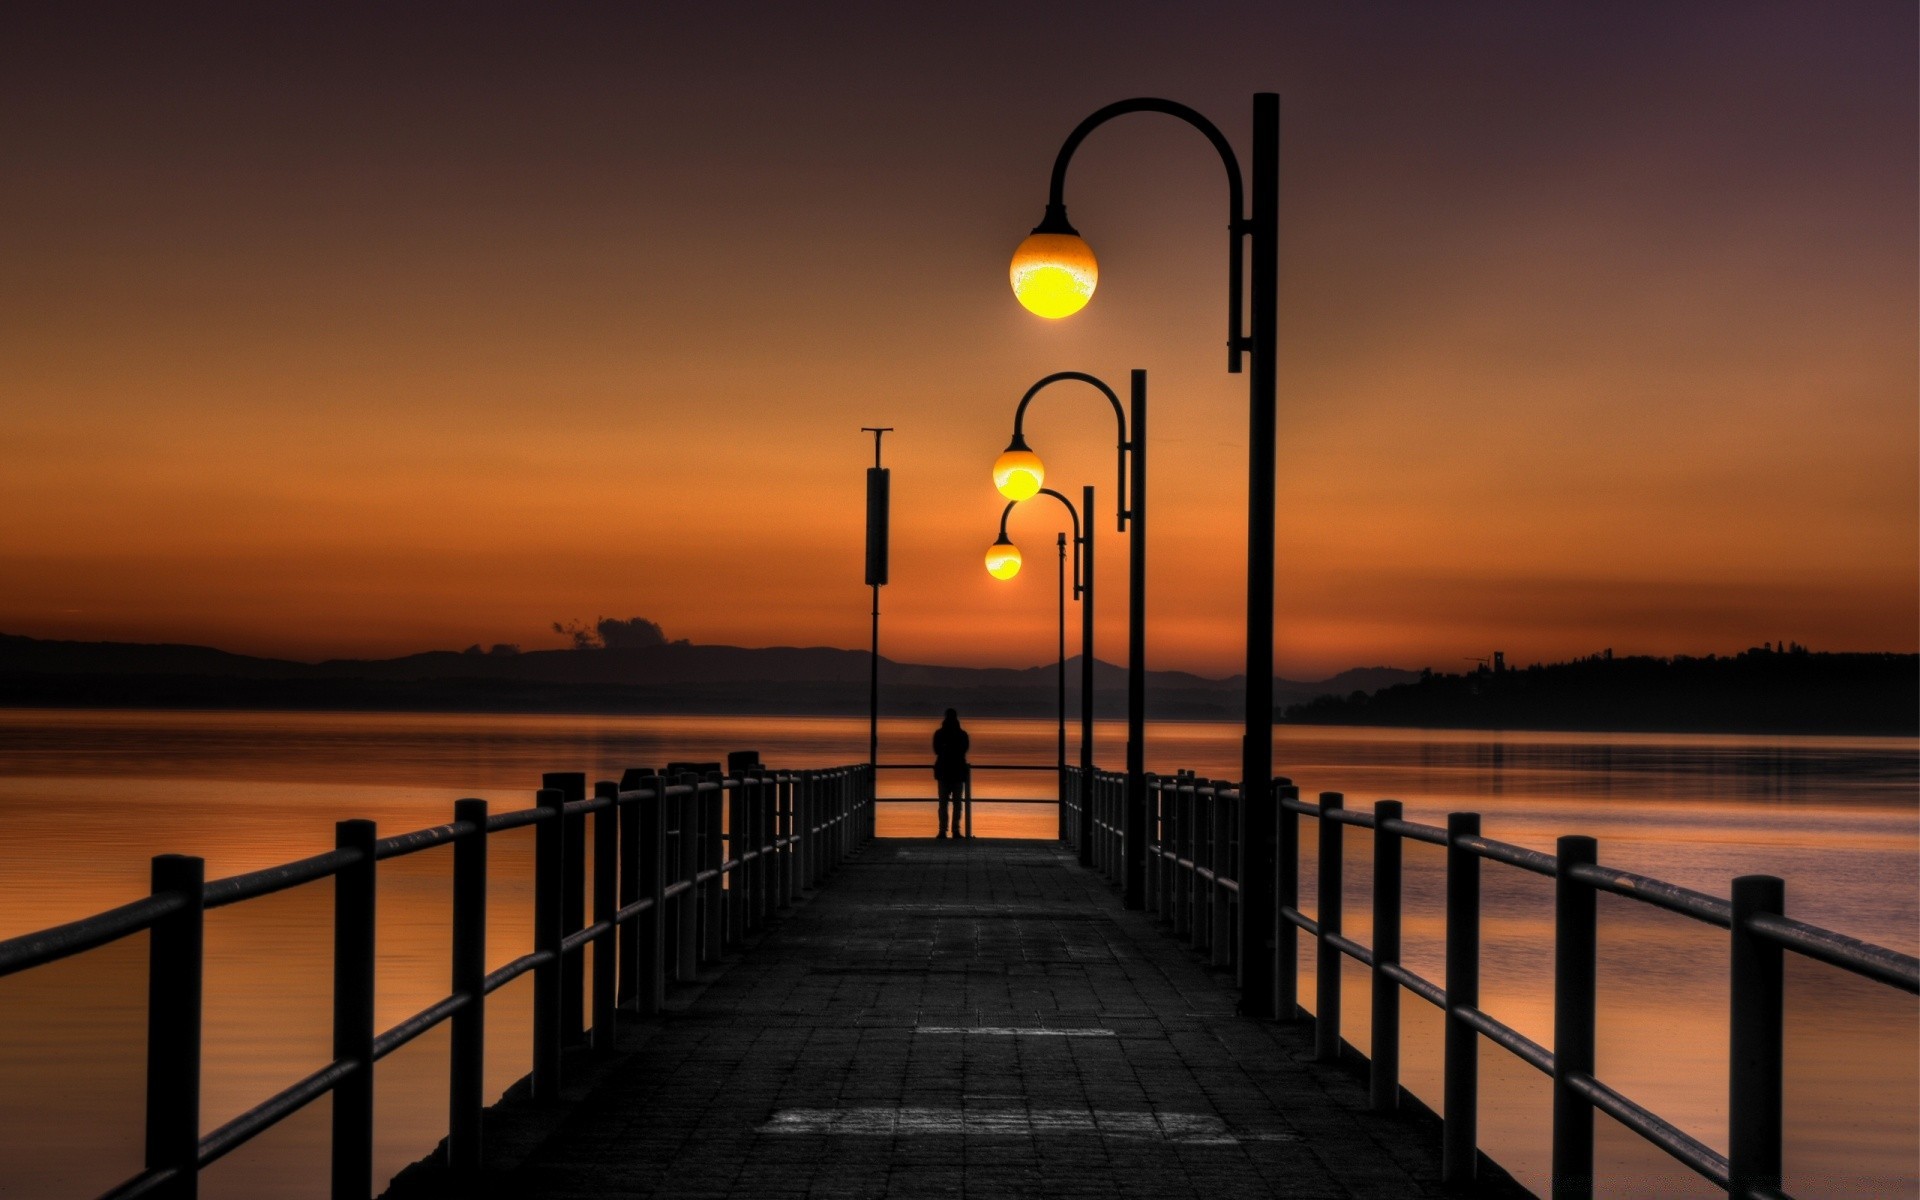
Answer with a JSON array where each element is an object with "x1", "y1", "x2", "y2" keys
[{"x1": 0, "y1": 710, "x2": 1911, "y2": 1196}]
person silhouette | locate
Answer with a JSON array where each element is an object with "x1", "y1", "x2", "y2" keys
[{"x1": 932, "y1": 708, "x2": 970, "y2": 838}]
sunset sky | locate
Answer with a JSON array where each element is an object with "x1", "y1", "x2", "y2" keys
[{"x1": 2, "y1": 3, "x2": 1913, "y2": 679}]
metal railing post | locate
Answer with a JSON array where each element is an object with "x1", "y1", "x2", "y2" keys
[
  {"x1": 1730, "y1": 874, "x2": 1786, "y2": 1200},
  {"x1": 1443, "y1": 811, "x2": 1482, "y2": 1187},
  {"x1": 1276, "y1": 782, "x2": 1300, "y2": 1016},
  {"x1": 145, "y1": 854, "x2": 204, "y2": 1200},
  {"x1": 703, "y1": 773, "x2": 724, "y2": 962},
  {"x1": 636, "y1": 775, "x2": 666, "y2": 1014},
  {"x1": 830, "y1": 771, "x2": 844, "y2": 870},
  {"x1": 1211, "y1": 783, "x2": 1233, "y2": 968},
  {"x1": 1186, "y1": 782, "x2": 1205, "y2": 948},
  {"x1": 591, "y1": 781, "x2": 618, "y2": 1054},
  {"x1": 1148, "y1": 777, "x2": 1166, "y2": 916},
  {"x1": 778, "y1": 772, "x2": 795, "y2": 906},
  {"x1": 531, "y1": 787, "x2": 565, "y2": 1100},
  {"x1": 748, "y1": 771, "x2": 765, "y2": 927},
  {"x1": 616, "y1": 771, "x2": 646, "y2": 1011},
  {"x1": 448, "y1": 799, "x2": 487, "y2": 1172},
  {"x1": 1171, "y1": 778, "x2": 1187, "y2": 927},
  {"x1": 1315, "y1": 792, "x2": 1345, "y2": 1062},
  {"x1": 759, "y1": 771, "x2": 776, "y2": 921},
  {"x1": 331, "y1": 819, "x2": 376, "y2": 1200},
  {"x1": 1078, "y1": 767, "x2": 1093, "y2": 867},
  {"x1": 1371, "y1": 799, "x2": 1403, "y2": 1113},
  {"x1": 749, "y1": 772, "x2": 766, "y2": 927},
  {"x1": 795, "y1": 771, "x2": 813, "y2": 891},
  {"x1": 674, "y1": 773, "x2": 699, "y2": 981},
  {"x1": 727, "y1": 775, "x2": 748, "y2": 946},
  {"x1": 760, "y1": 768, "x2": 775, "y2": 917},
  {"x1": 542, "y1": 772, "x2": 587, "y2": 1048},
  {"x1": 1553, "y1": 835, "x2": 1598, "y2": 1198}
]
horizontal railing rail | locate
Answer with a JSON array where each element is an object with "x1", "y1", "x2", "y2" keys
[
  {"x1": 874, "y1": 761, "x2": 1060, "y2": 771},
  {"x1": 873, "y1": 761, "x2": 1067, "y2": 804},
  {"x1": 0, "y1": 759, "x2": 876, "y2": 1200},
  {"x1": 1057, "y1": 762, "x2": 1918, "y2": 1200}
]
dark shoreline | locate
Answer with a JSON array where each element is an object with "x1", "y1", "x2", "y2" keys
[
  {"x1": 3, "y1": 694, "x2": 1914, "y2": 740},
  {"x1": 4, "y1": 636, "x2": 1914, "y2": 738}
]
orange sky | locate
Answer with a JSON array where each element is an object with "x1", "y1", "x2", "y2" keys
[{"x1": 1, "y1": 3, "x2": 1914, "y2": 678}]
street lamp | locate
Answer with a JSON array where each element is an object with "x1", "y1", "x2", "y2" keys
[
  {"x1": 991, "y1": 370, "x2": 1145, "y2": 901},
  {"x1": 1009, "y1": 224, "x2": 1098, "y2": 319},
  {"x1": 1007, "y1": 95, "x2": 1282, "y2": 1019},
  {"x1": 986, "y1": 485, "x2": 1097, "y2": 861},
  {"x1": 984, "y1": 534, "x2": 1023, "y2": 580}
]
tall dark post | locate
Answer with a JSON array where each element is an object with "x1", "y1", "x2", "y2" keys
[
  {"x1": 1553, "y1": 835, "x2": 1598, "y2": 1199},
  {"x1": 146, "y1": 854, "x2": 204, "y2": 1200},
  {"x1": 332, "y1": 819, "x2": 377, "y2": 1200},
  {"x1": 448, "y1": 799, "x2": 488, "y2": 1173},
  {"x1": 1123, "y1": 368, "x2": 1147, "y2": 909},
  {"x1": 1057, "y1": 531, "x2": 1068, "y2": 795},
  {"x1": 532, "y1": 787, "x2": 565, "y2": 1099},
  {"x1": 637, "y1": 775, "x2": 667, "y2": 1014},
  {"x1": 1238, "y1": 90, "x2": 1281, "y2": 1017},
  {"x1": 1079, "y1": 484, "x2": 1096, "y2": 865},
  {"x1": 591, "y1": 780, "x2": 618, "y2": 1053},
  {"x1": 1730, "y1": 874, "x2": 1786, "y2": 1200},
  {"x1": 1314, "y1": 792, "x2": 1344, "y2": 1062},
  {"x1": 1370, "y1": 799, "x2": 1403, "y2": 1113},
  {"x1": 616, "y1": 769, "x2": 646, "y2": 1010},
  {"x1": 862, "y1": 426, "x2": 892, "y2": 770},
  {"x1": 1443, "y1": 811, "x2": 1482, "y2": 1187},
  {"x1": 541, "y1": 771, "x2": 586, "y2": 1047}
]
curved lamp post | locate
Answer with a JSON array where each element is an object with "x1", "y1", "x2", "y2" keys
[
  {"x1": 1007, "y1": 95, "x2": 1282, "y2": 1019},
  {"x1": 987, "y1": 485, "x2": 1097, "y2": 864},
  {"x1": 992, "y1": 370, "x2": 1145, "y2": 903}
]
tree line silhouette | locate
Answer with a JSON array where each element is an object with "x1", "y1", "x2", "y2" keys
[{"x1": 1281, "y1": 645, "x2": 1918, "y2": 735}]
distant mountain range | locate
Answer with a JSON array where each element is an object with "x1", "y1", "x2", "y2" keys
[{"x1": 0, "y1": 633, "x2": 1416, "y2": 721}]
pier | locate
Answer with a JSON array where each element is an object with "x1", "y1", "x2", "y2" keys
[{"x1": 0, "y1": 760, "x2": 1914, "y2": 1199}]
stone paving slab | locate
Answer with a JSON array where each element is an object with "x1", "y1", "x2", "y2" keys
[{"x1": 405, "y1": 838, "x2": 1529, "y2": 1199}]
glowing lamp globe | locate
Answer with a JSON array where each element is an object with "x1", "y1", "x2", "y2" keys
[
  {"x1": 984, "y1": 538, "x2": 1023, "y2": 581},
  {"x1": 992, "y1": 445, "x2": 1045, "y2": 502},
  {"x1": 1009, "y1": 232, "x2": 1097, "y2": 319}
]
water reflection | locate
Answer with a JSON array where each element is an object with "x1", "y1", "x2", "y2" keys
[{"x1": 0, "y1": 709, "x2": 1911, "y2": 1199}]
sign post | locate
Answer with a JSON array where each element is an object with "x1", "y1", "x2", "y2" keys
[{"x1": 861, "y1": 427, "x2": 893, "y2": 769}]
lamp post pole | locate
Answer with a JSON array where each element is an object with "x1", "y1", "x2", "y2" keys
[
  {"x1": 1008, "y1": 94, "x2": 1281, "y2": 1015},
  {"x1": 987, "y1": 486, "x2": 1093, "y2": 858},
  {"x1": 1056, "y1": 531, "x2": 1067, "y2": 797},
  {"x1": 1124, "y1": 371, "x2": 1147, "y2": 911},
  {"x1": 1245, "y1": 95, "x2": 1281, "y2": 1021},
  {"x1": 992, "y1": 371, "x2": 1146, "y2": 907},
  {"x1": 1078, "y1": 483, "x2": 1095, "y2": 866}
]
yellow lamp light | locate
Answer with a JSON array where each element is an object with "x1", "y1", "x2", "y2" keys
[
  {"x1": 992, "y1": 436, "x2": 1045, "y2": 502},
  {"x1": 984, "y1": 536, "x2": 1023, "y2": 581},
  {"x1": 1009, "y1": 231, "x2": 1097, "y2": 319}
]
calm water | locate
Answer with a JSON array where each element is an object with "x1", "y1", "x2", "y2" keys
[{"x1": 0, "y1": 709, "x2": 1912, "y2": 1198}]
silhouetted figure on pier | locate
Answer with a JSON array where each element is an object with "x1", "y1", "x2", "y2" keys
[{"x1": 932, "y1": 708, "x2": 970, "y2": 838}]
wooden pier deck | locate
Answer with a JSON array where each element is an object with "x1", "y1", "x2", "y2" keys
[{"x1": 394, "y1": 836, "x2": 1525, "y2": 1199}]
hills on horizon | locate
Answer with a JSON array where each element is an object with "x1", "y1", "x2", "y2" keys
[
  {"x1": 0, "y1": 632, "x2": 1413, "y2": 721},
  {"x1": 4, "y1": 633, "x2": 1911, "y2": 735}
]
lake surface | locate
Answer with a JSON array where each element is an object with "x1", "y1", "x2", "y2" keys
[{"x1": 0, "y1": 709, "x2": 1912, "y2": 1198}]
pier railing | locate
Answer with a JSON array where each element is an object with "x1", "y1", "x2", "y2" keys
[
  {"x1": 0, "y1": 762, "x2": 874, "y2": 1200},
  {"x1": 872, "y1": 762, "x2": 1067, "y2": 837},
  {"x1": 1063, "y1": 764, "x2": 1920, "y2": 1200}
]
